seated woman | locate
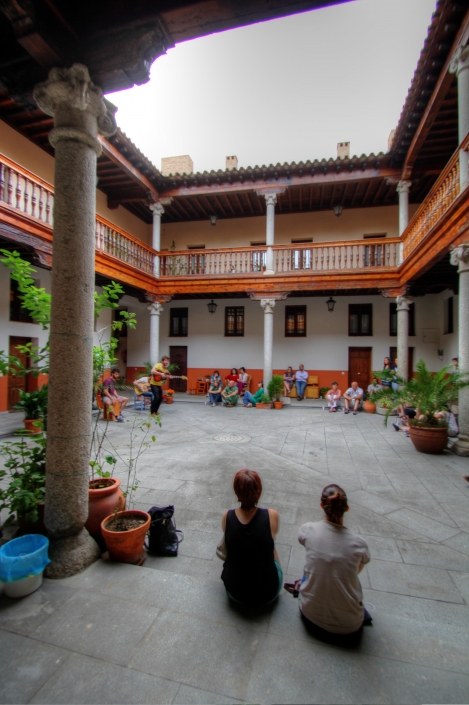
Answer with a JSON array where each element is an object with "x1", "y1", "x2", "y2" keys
[
  {"x1": 211, "y1": 369, "x2": 222, "y2": 386},
  {"x1": 284, "y1": 366, "x2": 295, "y2": 396},
  {"x1": 326, "y1": 382, "x2": 342, "y2": 412},
  {"x1": 237, "y1": 367, "x2": 249, "y2": 396},
  {"x1": 221, "y1": 469, "x2": 282, "y2": 607},
  {"x1": 297, "y1": 484, "x2": 371, "y2": 640},
  {"x1": 208, "y1": 376, "x2": 222, "y2": 406},
  {"x1": 225, "y1": 368, "x2": 239, "y2": 385}
]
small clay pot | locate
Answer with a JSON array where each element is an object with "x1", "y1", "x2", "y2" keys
[
  {"x1": 23, "y1": 419, "x2": 43, "y2": 434},
  {"x1": 409, "y1": 425, "x2": 448, "y2": 455},
  {"x1": 273, "y1": 401, "x2": 283, "y2": 410},
  {"x1": 101, "y1": 510, "x2": 150, "y2": 564},
  {"x1": 166, "y1": 397, "x2": 174, "y2": 404},
  {"x1": 86, "y1": 478, "x2": 125, "y2": 545},
  {"x1": 363, "y1": 400, "x2": 376, "y2": 414}
]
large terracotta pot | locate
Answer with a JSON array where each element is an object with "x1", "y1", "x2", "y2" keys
[
  {"x1": 256, "y1": 403, "x2": 272, "y2": 409},
  {"x1": 86, "y1": 478, "x2": 125, "y2": 545},
  {"x1": 363, "y1": 400, "x2": 376, "y2": 414},
  {"x1": 408, "y1": 425, "x2": 448, "y2": 454},
  {"x1": 23, "y1": 418, "x2": 43, "y2": 434},
  {"x1": 101, "y1": 510, "x2": 150, "y2": 564}
]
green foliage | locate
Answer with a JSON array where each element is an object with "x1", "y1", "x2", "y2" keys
[
  {"x1": 260, "y1": 394, "x2": 271, "y2": 405},
  {"x1": 0, "y1": 250, "x2": 51, "y2": 328},
  {"x1": 0, "y1": 434, "x2": 46, "y2": 526},
  {"x1": 371, "y1": 359, "x2": 469, "y2": 427},
  {"x1": 13, "y1": 387, "x2": 48, "y2": 420},
  {"x1": 267, "y1": 375, "x2": 284, "y2": 401},
  {"x1": 319, "y1": 387, "x2": 329, "y2": 398},
  {"x1": 166, "y1": 363, "x2": 179, "y2": 374}
]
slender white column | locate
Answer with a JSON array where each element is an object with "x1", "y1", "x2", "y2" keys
[
  {"x1": 149, "y1": 202, "x2": 164, "y2": 276},
  {"x1": 396, "y1": 295, "x2": 412, "y2": 382},
  {"x1": 397, "y1": 181, "x2": 411, "y2": 236},
  {"x1": 34, "y1": 64, "x2": 116, "y2": 577},
  {"x1": 148, "y1": 301, "x2": 164, "y2": 365},
  {"x1": 450, "y1": 47, "x2": 469, "y2": 191},
  {"x1": 260, "y1": 299, "x2": 275, "y2": 389},
  {"x1": 450, "y1": 244, "x2": 469, "y2": 455},
  {"x1": 264, "y1": 194, "x2": 277, "y2": 275}
]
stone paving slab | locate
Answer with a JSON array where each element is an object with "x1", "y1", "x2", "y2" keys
[{"x1": 1, "y1": 402, "x2": 469, "y2": 704}]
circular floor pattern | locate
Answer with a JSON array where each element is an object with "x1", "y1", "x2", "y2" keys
[{"x1": 213, "y1": 433, "x2": 247, "y2": 443}]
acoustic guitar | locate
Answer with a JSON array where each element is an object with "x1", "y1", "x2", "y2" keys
[{"x1": 133, "y1": 376, "x2": 188, "y2": 396}]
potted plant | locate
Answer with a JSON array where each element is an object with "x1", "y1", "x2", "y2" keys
[
  {"x1": 371, "y1": 359, "x2": 469, "y2": 455},
  {"x1": 268, "y1": 375, "x2": 284, "y2": 409},
  {"x1": 86, "y1": 455, "x2": 125, "y2": 548},
  {"x1": 256, "y1": 393, "x2": 272, "y2": 409},
  {"x1": 363, "y1": 396, "x2": 376, "y2": 414},
  {"x1": 319, "y1": 387, "x2": 329, "y2": 400},
  {"x1": 13, "y1": 386, "x2": 48, "y2": 434},
  {"x1": 165, "y1": 388, "x2": 175, "y2": 404}
]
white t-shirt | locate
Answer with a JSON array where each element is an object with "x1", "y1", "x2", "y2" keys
[
  {"x1": 298, "y1": 520, "x2": 370, "y2": 634},
  {"x1": 345, "y1": 386, "x2": 363, "y2": 398},
  {"x1": 295, "y1": 370, "x2": 308, "y2": 382}
]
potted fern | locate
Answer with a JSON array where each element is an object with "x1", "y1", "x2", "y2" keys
[{"x1": 371, "y1": 359, "x2": 469, "y2": 454}]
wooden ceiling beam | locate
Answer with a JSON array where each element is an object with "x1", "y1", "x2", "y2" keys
[
  {"x1": 98, "y1": 136, "x2": 159, "y2": 201},
  {"x1": 401, "y1": 6, "x2": 469, "y2": 180}
]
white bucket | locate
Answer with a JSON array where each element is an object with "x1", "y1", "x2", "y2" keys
[{"x1": 2, "y1": 571, "x2": 43, "y2": 598}]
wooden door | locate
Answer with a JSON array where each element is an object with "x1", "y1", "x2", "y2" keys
[
  {"x1": 169, "y1": 346, "x2": 187, "y2": 392},
  {"x1": 348, "y1": 347, "x2": 372, "y2": 390},
  {"x1": 390, "y1": 347, "x2": 414, "y2": 379},
  {"x1": 8, "y1": 336, "x2": 31, "y2": 410}
]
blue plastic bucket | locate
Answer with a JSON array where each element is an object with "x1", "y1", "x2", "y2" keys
[{"x1": 0, "y1": 534, "x2": 50, "y2": 583}]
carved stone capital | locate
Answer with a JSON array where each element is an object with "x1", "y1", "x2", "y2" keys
[
  {"x1": 149, "y1": 202, "x2": 165, "y2": 217},
  {"x1": 396, "y1": 180, "x2": 412, "y2": 195},
  {"x1": 396, "y1": 295, "x2": 413, "y2": 312},
  {"x1": 34, "y1": 64, "x2": 117, "y2": 155},
  {"x1": 255, "y1": 189, "x2": 286, "y2": 201},
  {"x1": 260, "y1": 299, "x2": 276, "y2": 313},
  {"x1": 264, "y1": 194, "x2": 277, "y2": 207},
  {"x1": 450, "y1": 243, "x2": 469, "y2": 274},
  {"x1": 147, "y1": 302, "x2": 164, "y2": 316},
  {"x1": 449, "y1": 46, "x2": 469, "y2": 77}
]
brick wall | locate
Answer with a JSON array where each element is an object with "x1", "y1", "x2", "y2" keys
[{"x1": 161, "y1": 155, "x2": 194, "y2": 176}]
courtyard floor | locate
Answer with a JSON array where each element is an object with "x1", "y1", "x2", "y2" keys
[{"x1": 1, "y1": 397, "x2": 469, "y2": 704}]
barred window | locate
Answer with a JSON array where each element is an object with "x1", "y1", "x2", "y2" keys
[
  {"x1": 349, "y1": 304, "x2": 372, "y2": 336},
  {"x1": 285, "y1": 306, "x2": 306, "y2": 337},
  {"x1": 225, "y1": 307, "x2": 244, "y2": 336},
  {"x1": 170, "y1": 308, "x2": 188, "y2": 337}
]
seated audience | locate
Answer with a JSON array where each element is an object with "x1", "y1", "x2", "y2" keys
[
  {"x1": 211, "y1": 369, "x2": 222, "y2": 385},
  {"x1": 237, "y1": 367, "x2": 249, "y2": 396},
  {"x1": 221, "y1": 469, "x2": 282, "y2": 607},
  {"x1": 225, "y1": 368, "x2": 239, "y2": 384},
  {"x1": 295, "y1": 364, "x2": 309, "y2": 400},
  {"x1": 367, "y1": 377, "x2": 382, "y2": 395},
  {"x1": 222, "y1": 379, "x2": 239, "y2": 406},
  {"x1": 326, "y1": 382, "x2": 342, "y2": 412},
  {"x1": 344, "y1": 381, "x2": 364, "y2": 415},
  {"x1": 243, "y1": 381, "x2": 264, "y2": 407},
  {"x1": 208, "y1": 376, "x2": 222, "y2": 406},
  {"x1": 102, "y1": 367, "x2": 128, "y2": 422},
  {"x1": 284, "y1": 367, "x2": 295, "y2": 396},
  {"x1": 297, "y1": 484, "x2": 371, "y2": 641}
]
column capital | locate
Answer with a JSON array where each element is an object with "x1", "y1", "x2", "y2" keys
[
  {"x1": 34, "y1": 64, "x2": 117, "y2": 155},
  {"x1": 250, "y1": 292, "x2": 289, "y2": 301},
  {"x1": 260, "y1": 299, "x2": 276, "y2": 313},
  {"x1": 396, "y1": 180, "x2": 412, "y2": 195},
  {"x1": 264, "y1": 194, "x2": 277, "y2": 207},
  {"x1": 149, "y1": 202, "x2": 165, "y2": 216},
  {"x1": 147, "y1": 302, "x2": 164, "y2": 316},
  {"x1": 450, "y1": 243, "x2": 469, "y2": 273},
  {"x1": 396, "y1": 295, "x2": 413, "y2": 311},
  {"x1": 449, "y1": 46, "x2": 469, "y2": 77}
]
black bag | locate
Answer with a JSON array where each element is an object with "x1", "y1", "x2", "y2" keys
[{"x1": 147, "y1": 505, "x2": 183, "y2": 556}]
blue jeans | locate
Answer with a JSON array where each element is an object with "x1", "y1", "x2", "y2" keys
[
  {"x1": 243, "y1": 391, "x2": 255, "y2": 404},
  {"x1": 209, "y1": 392, "x2": 221, "y2": 403},
  {"x1": 296, "y1": 380, "x2": 306, "y2": 398}
]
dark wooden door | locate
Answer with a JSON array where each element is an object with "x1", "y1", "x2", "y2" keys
[
  {"x1": 348, "y1": 347, "x2": 372, "y2": 390},
  {"x1": 390, "y1": 347, "x2": 414, "y2": 379},
  {"x1": 8, "y1": 336, "x2": 31, "y2": 410},
  {"x1": 169, "y1": 346, "x2": 187, "y2": 392}
]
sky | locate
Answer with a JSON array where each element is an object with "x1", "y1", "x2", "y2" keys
[{"x1": 108, "y1": 0, "x2": 438, "y2": 174}]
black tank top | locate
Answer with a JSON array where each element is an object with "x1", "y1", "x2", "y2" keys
[{"x1": 221, "y1": 508, "x2": 279, "y2": 606}]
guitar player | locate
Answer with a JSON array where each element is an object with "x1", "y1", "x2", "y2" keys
[{"x1": 150, "y1": 355, "x2": 173, "y2": 416}]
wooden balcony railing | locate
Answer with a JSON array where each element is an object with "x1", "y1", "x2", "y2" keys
[
  {"x1": 159, "y1": 239, "x2": 400, "y2": 277},
  {"x1": 95, "y1": 217, "x2": 156, "y2": 275},
  {"x1": 0, "y1": 154, "x2": 54, "y2": 225},
  {"x1": 402, "y1": 147, "x2": 460, "y2": 259}
]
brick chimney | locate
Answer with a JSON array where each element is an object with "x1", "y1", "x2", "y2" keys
[
  {"x1": 161, "y1": 155, "x2": 194, "y2": 176},
  {"x1": 337, "y1": 142, "x2": 350, "y2": 159},
  {"x1": 387, "y1": 129, "x2": 396, "y2": 151},
  {"x1": 226, "y1": 155, "x2": 238, "y2": 170}
]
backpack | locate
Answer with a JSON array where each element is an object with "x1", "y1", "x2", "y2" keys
[{"x1": 146, "y1": 505, "x2": 183, "y2": 556}]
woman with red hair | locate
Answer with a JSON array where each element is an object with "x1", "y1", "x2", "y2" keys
[{"x1": 220, "y1": 469, "x2": 282, "y2": 607}]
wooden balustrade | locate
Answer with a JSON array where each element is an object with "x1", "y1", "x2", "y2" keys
[
  {"x1": 94, "y1": 217, "x2": 156, "y2": 274},
  {"x1": 0, "y1": 154, "x2": 54, "y2": 225},
  {"x1": 160, "y1": 239, "x2": 400, "y2": 277},
  {"x1": 402, "y1": 148, "x2": 460, "y2": 259}
]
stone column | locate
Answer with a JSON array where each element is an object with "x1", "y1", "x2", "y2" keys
[
  {"x1": 260, "y1": 299, "x2": 275, "y2": 389},
  {"x1": 148, "y1": 301, "x2": 164, "y2": 365},
  {"x1": 264, "y1": 194, "x2": 277, "y2": 275},
  {"x1": 34, "y1": 65, "x2": 117, "y2": 578},
  {"x1": 450, "y1": 244, "x2": 469, "y2": 455},
  {"x1": 149, "y1": 202, "x2": 164, "y2": 276},
  {"x1": 396, "y1": 295, "x2": 412, "y2": 382},
  {"x1": 397, "y1": 181, "x2": 411, "y2": 264},
  {"x1": 450, "y1": 46, "x2": 469, "y2": 191}
]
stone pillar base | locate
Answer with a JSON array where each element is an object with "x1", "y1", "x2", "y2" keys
[
  {"x1": 44, "y1": 529, "x2": 101, "y2": 579},
  {"x1": 450, "y1": 435, "x2": 469, "y2": 457}
]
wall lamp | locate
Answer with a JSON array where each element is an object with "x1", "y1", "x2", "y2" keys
[
  {"x1": 207, "y1": 299, "x2": 218, "y2": 314},
  {"x1": 333, "y1": 204, "x2": 343, "y2": 217},
  {"x1": 210, "y1": 214, "x2": 218, "y2": 226},
  {"x1": 326, "y1": 296, "x2": 336, "y2": 312}
]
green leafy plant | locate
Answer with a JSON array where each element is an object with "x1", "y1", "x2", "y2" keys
[
  {"x1": 371, "y1": 359, "x2": 469, "y2": 427},
  {"x1": 268, "y1": 375, "x2": 284, "y2": 402},
  {"x1": 260, "y1": 393, "x2": 271, "y2": 405},
  {"x1": 319, "y1": 387, "x2": 329, "y2": 398},
  {"x1": 13, "y1": 387, "x2": 48, "y2": 420},
  {"x1": 0, "y1": 434, "x2": 46, "y2": 526}
]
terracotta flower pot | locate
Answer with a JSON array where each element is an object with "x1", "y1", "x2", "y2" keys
[
  {"x1": 23, "y1": 418, "x2": 43, "y2": 434},
  {"x1": 101, "y1": 510, "x2": 150, "y2": 564},
  {"x1": 363, "y1": 400, "x2": 376, "y2": 414},
  {"x1": 273, "y1": 401, "x2": 283, "y2": 410},
  {"x1": 86, "y1": 478, "x2": 125, "y2": 545},
  {"x1": 409, "y1": 425, "x2": 448, "y2": 455},
  {"x1": 166, "y1": 397, "x2": 174, "y2": 404},
  {"x1": 256, "y1": 403, "x2": 272, "y2": 409}
]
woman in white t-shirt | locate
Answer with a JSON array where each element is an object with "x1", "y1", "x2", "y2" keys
[{"x1": 297, "y1": 484, "x2": 371, "y2": 640}]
